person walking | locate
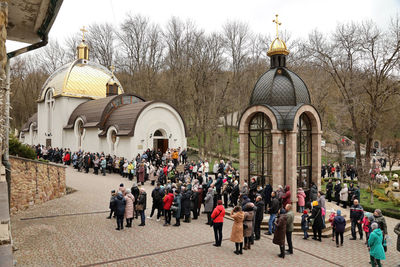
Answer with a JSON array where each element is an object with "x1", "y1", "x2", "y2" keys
[
  {"x1": 285, "y1": 204, "x2": 294, "y2": 255},
  {"x1": 308, "y1": 201, "x2": 323, "y2": 241},
  {"x1": 350, "y1": 199, "x2": 364, "y2": 240},
  {"x1": 333, "y1": 209, "x2": 346, "y2": 247},
  {"x1": 230, "y1": 206, "x2": 245, "y2": 255},
  {"x1": 266, "y1": 191, "x2": 280, "y2": 235},
  {"x1": 273, "y1": 208, "x2": 287, "y2": 258},
  {"x1": 211, "y1": 200, "x2": 225, "y2": 247},
  {"x1": 114, "y1": 192, "x2": 126, "y2": 231},
  {"x1": 163, "y1": 189, "x2": 174, "y2": 226},
  {"x1": 254, "y1": 196, "x2": 265, "y2": 240},
  {"x1": 368, "y1": 222, "x2": 386, "y2": 267},
  {"x1": 124, "y1": 188, "x2": 135, "y2": 228},
  {"x1": 243, "y1": 203, "x2": 255, "y2": 250}
]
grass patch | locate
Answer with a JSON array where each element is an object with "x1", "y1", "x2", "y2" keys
[{"x1": 321, "y1": 184, "x2": 400, "y2": 219}]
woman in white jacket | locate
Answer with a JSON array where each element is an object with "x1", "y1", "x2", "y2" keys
[{"x1": 340, "y1": 183, "x2": 349, "y2": 209}]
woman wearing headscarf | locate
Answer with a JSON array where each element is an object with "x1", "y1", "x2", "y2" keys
[
  {"x1": 124, "y1": 188, "x2": 135, "y2": 227},
  {"x1": 373, "y1": 209, "x2": 388, "y2": 252},
  {"x1": 204, "y1": 187, "x2": 214, "y2": 225},
  {"x1": 243, "y1": 202, "x2": 255, "y2": 250},
  {"x1": 340, "y1": 183, "x2": 349, "y2": 208},
  {"x1": 230, "y1": 206, "x2": 245, "y2": 255},
  {"x1": 308, "y1": 200, "x2": 323, "y2": 241},
  {"x1": 273, "y1": 208, "x2": 287, "y2": 258}
]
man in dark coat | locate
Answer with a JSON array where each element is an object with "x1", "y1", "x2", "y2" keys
[
  {"x1": 215, "y1": 174, "x2": 223, "y2": 199},
  {"x1": 263, "y1": 184, "x2": 272, "y2": 212},
  {"x1": 131, "y1": 183, "x2": 140, "y2": 219},
  {"x1": 326, "y1": 179, "x2": 333, "y2": 202},
  {"x1": 191, "y1": 189, "x2": 199, "y2": 220},
  {"x1": 334, "y1": 180, "x2": 342, "y2": 206},
  {"x1": 249, "y1": 177, "x2": 258, "y2": 202},
  {"x1": 254, "y1": 196, "x2": 265, "y2": 240},
  {"x1": 150, "y1": 183, "x2": 163, "y2": 221},
  {"x1": 114, "y1": 192, "x2": 126, "y2": 230},
  {"x1": 231, "y1": 181, "x2": 240, "y2": 206},
  {"x1": 349, "y1": 199, "x2": 364, "y2": 240},
  {"x1": 181, "y1": 188, "x2": 192, "y2": 222}
]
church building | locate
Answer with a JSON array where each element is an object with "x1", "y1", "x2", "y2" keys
[
  {"x1": 239, "y1": 15, "x2": 322, "y2": 199},
  {"x1": 19, "y1": 30, "x2": 187, "y2": 158}
]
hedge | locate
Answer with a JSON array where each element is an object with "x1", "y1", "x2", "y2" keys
[{"x1": 9, "y1": 135, "x2": 36, "y2": 160}]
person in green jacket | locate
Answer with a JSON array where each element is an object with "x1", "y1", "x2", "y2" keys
[{"x1": 368, "y1": 222, "x2": 386, "y2": 267}]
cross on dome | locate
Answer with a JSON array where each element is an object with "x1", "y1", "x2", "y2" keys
[
  {"x1": 80, "y1": 26, "x2": 87, "y2": 41},
  {"x1": 272, "y1": 14, "x2": 281, "y2": 38}
]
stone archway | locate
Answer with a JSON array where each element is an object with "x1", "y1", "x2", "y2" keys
[{"x1": 239, "y1": 105, "x2": 281, "y2": 186}]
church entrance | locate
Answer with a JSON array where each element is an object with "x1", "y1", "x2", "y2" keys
[{"x1": 152, "y1": 129, "x2": 168, "y2": 154}]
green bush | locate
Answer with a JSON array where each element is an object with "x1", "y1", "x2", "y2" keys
[{"x1": 9, "y1": 135, "x2": 36, "y2": 160}]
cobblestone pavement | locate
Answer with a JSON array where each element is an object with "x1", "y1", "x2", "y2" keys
[{"x1": 11, "y1": 167, "x2": 400, "y2": 267}]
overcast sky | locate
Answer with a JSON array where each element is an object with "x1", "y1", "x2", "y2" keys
[{"x1": 7, "y1": 0, "x2": 400, "y2": 52}]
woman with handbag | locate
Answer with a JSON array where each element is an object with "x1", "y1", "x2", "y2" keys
[
  {"x1": 211, "y1": 200, "x2": 225, "y2": 247},
  {"x1": 308, "y1": 201, "x2": 323, "y2": 241},
  {"x1": 136, "y1": 188, "x2": 147, "y2": 226}
]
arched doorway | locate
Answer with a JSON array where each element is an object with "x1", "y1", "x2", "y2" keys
[
  {"x1": 153, "y1": 129, "x2": 168, "y2": 154},
  {"x1": 297, "y1": 113, "x2": 312, "y2": 189},
  {"x1": 248, "y1": 112, "x2": 272, "y2": 186}
]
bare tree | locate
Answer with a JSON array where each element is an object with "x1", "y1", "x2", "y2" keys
[
  {"x1": 306, "y1": 18, "x2": 400, "y2": 203},
  {"x1": 87, "y1": 23, "x2": 116, "y2": 67}
]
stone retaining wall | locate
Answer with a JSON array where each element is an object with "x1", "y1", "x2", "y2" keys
[{"x1": 9, "y1": 156, "x2": 66, "y2": 214}]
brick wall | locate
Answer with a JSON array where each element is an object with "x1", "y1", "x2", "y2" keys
[{"x1": 9, "y1": 156, "x2": 66, "y2": 214}]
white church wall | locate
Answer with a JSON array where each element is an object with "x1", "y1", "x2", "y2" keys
[
  {"x1": 133, "y1": 102, "x2": 187, "y2": 155},
  {"x1": 82, "y1": 128, "x2": 101, "y2": 153},
  {"x1": 37, "y1": 101, "x2": 46, "y2": 145}
]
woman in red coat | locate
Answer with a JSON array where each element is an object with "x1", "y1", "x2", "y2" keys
[
  {"x1": 211, "y1": 200, "x2": 225, "y2": 247},
  {"x1": 163, "y1": 189, "x2": 174, "y2": 226}
]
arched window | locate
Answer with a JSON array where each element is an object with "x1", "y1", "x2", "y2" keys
[
  {"x1": 248, "y1": 112, "x2": 272, "y2": 186},
  {"x1": 297, "y1": 113, "x2": 312, "y2": 189},
  {"x1": 154, "y1": 130, "x2": 163, "y2": 137},
  {"x1": 75, "y1": 118, "x2": 85, "y2": 149},
  {"x1": 45, "y1": 88, "x2": 54, "y2": 135},
  {"x1": 111, "y1": 130, "x2": 117, "y2": 144}
]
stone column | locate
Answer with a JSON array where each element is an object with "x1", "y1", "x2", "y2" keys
[
  {"x1": 286, "y1": 131, "x2": 298, "y2": 205},
  {"x1": 312, "y1": 131, "x2": 322, "y2": 189},
  {"x1": 0, "y1": 1, "x2": 7, "y2": 158},
  {"x1": 239, "y1": 131, "x2": 249, "y2": 184}
]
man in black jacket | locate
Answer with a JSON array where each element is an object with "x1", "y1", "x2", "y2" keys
[
  {"x1": 349, "y1": 199, "x2": 364, "y2": 240},
  {"x1": 326, "y1": 179, "x2": 333, "y2": 202},
  {"x1": 114, "y1": 192, "x2": 126, "y2": 230},
  {"x1": 265, "y1": 191, "x2": 279, "y2": 235},
  {"x1": 334, "y1": 180, "x2": 342, "y2": 206},
  {"x1": 254, "y1": 196, "x2": 265, "y2": 240}
]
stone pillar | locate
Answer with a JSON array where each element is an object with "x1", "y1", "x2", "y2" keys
[
  {"x1": 286, "y1": 131, "x2": 298, "y2": 205},
  {"x1": 0, "y1": 1, "x2": 7, "y2": 157},
  {"x1": 312, "y1": 131, "x2": 322, "y2": 190},
  {"x1": 239, "y1": 131, "x2": 249, "y2": 184}
]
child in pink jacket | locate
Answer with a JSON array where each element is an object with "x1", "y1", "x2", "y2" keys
[{"x1": 297, "y1": 188, "x2": 306, "y2": 213}]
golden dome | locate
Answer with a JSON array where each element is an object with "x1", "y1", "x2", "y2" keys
[
  {"x1": 38, "y1": 59, "x2": 124, "y2": 101},
  {"x1": 267, "y1": 37, "x2": 290, "y2": 57}
]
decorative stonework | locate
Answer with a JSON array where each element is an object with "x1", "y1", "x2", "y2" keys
[{"x1": 9, "y1": 156, "x2": 66, "y2": 214}]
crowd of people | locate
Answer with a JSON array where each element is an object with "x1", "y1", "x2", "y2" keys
[
  {"x1": 32, "y1": 144, "x2": 398, "y2": 265},
  {"x1": 321, "y1": 163, "x2": 357, "y2": 180}
]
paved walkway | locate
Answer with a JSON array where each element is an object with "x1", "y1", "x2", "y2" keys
[{"x1": 11, "y1": 167, "x2": 400, "y2": 267}]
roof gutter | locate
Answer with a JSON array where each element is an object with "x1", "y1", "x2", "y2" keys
[{"x1": 7, "y1": 36, "x2": 48, "y2": 59}]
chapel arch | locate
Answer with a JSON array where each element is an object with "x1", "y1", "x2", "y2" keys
[
  {"x1": 107, "y1": 126, "x2": 119, "y2": 155},
  {"x1": 45, "y1": 88, "x2": 55, "y2": 137},
  {"x1": 152, "y1": 128, "x2": 169, "y2": 154},
  {"x1": 293, "y1": 105, "x2": 322, "y2": 190},
  {"x1": 74, "y1": 117, "x2": 85, "y2": 149}
]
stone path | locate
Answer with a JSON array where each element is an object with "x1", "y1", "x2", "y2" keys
[{"x1": 11, "y1": 167, "x2": 400, "y2": 266}]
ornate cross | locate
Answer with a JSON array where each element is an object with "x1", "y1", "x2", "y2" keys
[
  {"x1": 272, "y1": 14, "x2": 281, "y2": 38},
  {"x1": 80, "y1": 26, "x2": 87, "y2": 41}
]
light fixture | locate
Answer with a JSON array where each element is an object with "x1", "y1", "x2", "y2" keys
[
  {"x1": 279, "y1": 138, "x2": 284, "y2": 145},
  {"x1": 169, "y1": 134, "x2": 172, "y2": 138},
  {"x1": 149, "y1": 133, "x2": 152, "y2": 138}
]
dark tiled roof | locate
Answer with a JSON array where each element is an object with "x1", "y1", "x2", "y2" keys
[
  {"x1": 250, "y1": 67, "x2": 311, "y2": 106},
  {"x1": 20, "y1": 113, "x2": 37, "y2": 132}
]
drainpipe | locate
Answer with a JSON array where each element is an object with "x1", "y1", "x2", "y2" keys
[{"x1": 283, "y1": 131, "x2": 287, "y2": 186}]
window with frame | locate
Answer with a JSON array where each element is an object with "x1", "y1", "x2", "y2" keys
[
  {"x1": 248, "y1": 112, "x2": 272, "y2": 186},
  {"x1": 296, "y1": 113, "x2": 312, "y2": 189}
]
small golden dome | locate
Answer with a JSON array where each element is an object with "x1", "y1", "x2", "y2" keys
[{"x1": 267, "y1": 37, "x2": 290, "y2": 57}]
